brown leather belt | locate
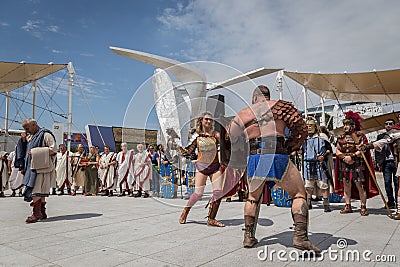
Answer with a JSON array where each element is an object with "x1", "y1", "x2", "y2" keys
[{"x1": 249, "y1": 136, "x2": 288, "y2": 155}]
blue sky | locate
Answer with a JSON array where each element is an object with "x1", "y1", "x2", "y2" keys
[
  {"x1": 1, "y1": 0, "x2": 400, "y2": 134},
  {"x1": 0, "y1": 0, "x2": 190, "y2": 132}
]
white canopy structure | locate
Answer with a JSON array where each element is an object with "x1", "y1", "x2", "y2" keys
[
  {"x1": 283, "y1": 68, "x2": 400, "y2": 129},
  {"x1": 0, "y1": 62, "x2": 67, "y2": 92},
  {"x1": 284, "y1": 69, "x2": 400, "y2": 103},
  {"x1": 332, "y1": 111, "x2": 399, "y2": 136},
  {"x1": 0, "y1": 61, "x2": 74, "y2": 151}
]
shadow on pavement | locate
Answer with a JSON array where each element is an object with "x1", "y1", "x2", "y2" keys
[
  {"x1": 222, "y1": 218, "x2": 273, "y2": 227},
  {"x1": 256, "y1": 231, "x2": 358, "y2": 251},
  {"x1": 313, "y1": 204, "x2": 392, "y2": 217},
  {"x1": 42, "y1": 213, "x2": 103, "y2": 222},
  {"x1": 366, "y1": 207, "x2": 394, "y2": 216},
  {"x1": 186, "y1": 220, "x2": 207, "y2": 225},
  {"x1": 185, "y1": 218, "x2": 273, "y2": 227}
]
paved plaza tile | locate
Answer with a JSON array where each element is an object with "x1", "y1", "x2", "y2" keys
[{"x1": 0, "y1": 177, "x2": 399, "y2": 266}]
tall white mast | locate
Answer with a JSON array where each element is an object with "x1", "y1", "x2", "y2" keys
[
  {"x1": 276, "y1": 70, "x2": 284, "y2": 100},
  {"x1": 4, "y1": 92, "x2": 10, "y2": 151},
  {"x1": 67, "y1": 62, "x2": 75, "y2": 152},
  {"x1": 320, "y1": 97, "x2": 326, "y2": 126},
  {"x1": 32, "y1": 81, "x2": 37, "y2": 119},
  {"x1": 303, "y1": 86, "x2": 308, "y2": 117}
]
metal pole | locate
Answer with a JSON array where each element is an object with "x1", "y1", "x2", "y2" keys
[
  {"x1": 179, "y1": 156, "x2": 183, "y2": 199},
  {"x1": 4, "y1": 92, "x2": 10, "y2": 151},
  {"x1": 67, "y1": 62, "x2": 75, "y2": 152},
  {"x1": 276, "y1": 70, "x2": 283, "y2": 100},
  {"x1": 303, "y1": 86, "x2": 308, "y2": 117},
  {"x1": 321, "y1": 97, "x2": 326, "y2": 126},
  {"x1": 32, "y1": 81, "x2": 37, "y2": 119}
]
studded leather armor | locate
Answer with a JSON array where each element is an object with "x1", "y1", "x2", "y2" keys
[{"x1": 272, "y1": 100, "x2": 307, "y2": 152}]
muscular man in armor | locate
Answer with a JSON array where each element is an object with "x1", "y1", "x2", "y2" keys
[{"x1": 228, "y1": 85, "x2": 320, "y2": 252}]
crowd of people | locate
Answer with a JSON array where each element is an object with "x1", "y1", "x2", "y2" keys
[
  {"x1": 0, "y1": 142, "x2": 166, "y2": 199},
  {"x1": 1, "y1": 85, "x2": 400, "y2": 253}
]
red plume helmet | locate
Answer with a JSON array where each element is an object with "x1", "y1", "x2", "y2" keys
[{"x1": 343, "y1": 110, "x2": 363, "y2": 131}]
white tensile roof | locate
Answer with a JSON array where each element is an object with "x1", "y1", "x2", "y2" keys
[
  {"x1": 0, "y1": 61, "x2": 67, "y2": 92},
  {"x1": 284, "y1": 69, "x2": 400, "y2": 103},
  {"x1": 332, "y1": 111, "x2": 399, "y2": 136}
]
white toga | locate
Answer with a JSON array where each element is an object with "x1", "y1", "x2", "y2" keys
[
  {"x1": 55, "y1": 151, "x2": 72, "y2": 187},
  {"x1": 133, "y1": 150, "x2": 152, "y2": 191}
]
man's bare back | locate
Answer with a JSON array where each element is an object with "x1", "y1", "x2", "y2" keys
[{"x1": 231, "y1": 99, "x2": 288, "y2": 141}]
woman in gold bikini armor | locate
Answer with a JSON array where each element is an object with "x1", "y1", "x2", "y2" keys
[{"x1": 179, "y1": 112, "x2": 225, "y2": 227}]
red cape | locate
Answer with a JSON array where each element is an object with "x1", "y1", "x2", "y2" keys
[
  {"x1": 334, "y1": 149, "x2": 379, "y2": 200},
  {"x1": 222, "y1": 166, "x2": 243, "y2": 198},
  {"x1": 221, "y1": 167, "x2": 271, "y2": 204}
]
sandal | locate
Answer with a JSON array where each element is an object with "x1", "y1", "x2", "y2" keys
[
  {"x1": 360, "y1": 204, "x2": 369, "y2": 216},
  {"x1": 207, "y1": 218, "x2": 225, "y2": 227},
  {"x1": 340, "y1": 204, "x2": 353, "y2": 214}
]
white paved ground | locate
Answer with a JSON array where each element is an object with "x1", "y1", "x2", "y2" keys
[{"x1": 0, "y1": 175, "x2": 399, "y2": 267}]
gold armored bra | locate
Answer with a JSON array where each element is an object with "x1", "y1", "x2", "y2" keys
[{"x1": 197, "y1": 136, "x2": 218, "y2": 163}]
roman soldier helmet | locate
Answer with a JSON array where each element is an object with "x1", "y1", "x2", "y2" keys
[
  {"x1": 306, "y1": 116, "x2": 319, "y2": 135},
  {"x1": 343, "y1": 110, "x2": 363, "y2": 132}
]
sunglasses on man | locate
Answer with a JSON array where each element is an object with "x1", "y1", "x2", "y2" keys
[{"x1": 385, "y1": 122, "x2": 394, "y2": 125}]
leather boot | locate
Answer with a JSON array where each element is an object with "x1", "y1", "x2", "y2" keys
[
  {"x1": 340, "y1": 204, "x2": 353, "y2": 214},
  {"x1": 292, "y1": 213, "x2": 321, "y2": 253},
  {"x1": 26, "y1": 200, "x2": 43, "y2": 223},
  {"x1": 41, "y1": 202, "x2": 47, "y2": 219},
  {"x1": 179, "y1": 207, "x2": 191, "y2": 224},
  {"x1": 243, "y1": 215, "x2": 258, "y2": 248},
  {"x1": 179, "y1": 193, "x2": 202, "y2": 224},
  {"x1": 207, "y1": 199, "x2": 225, "y2": 227}
]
